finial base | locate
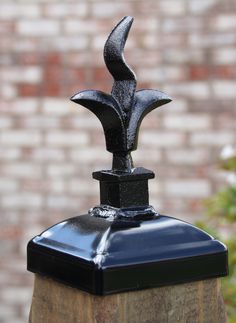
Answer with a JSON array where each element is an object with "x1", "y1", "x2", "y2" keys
[{"x1": 93, "y1": 167, "x2": 154, "y2": 208}]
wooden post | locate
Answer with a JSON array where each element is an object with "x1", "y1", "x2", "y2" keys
[{"x1": 30, "y1": 274, "x2": 226, "y2": 323}]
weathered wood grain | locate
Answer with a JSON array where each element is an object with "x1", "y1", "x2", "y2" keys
[{"x1": 29, "y1": 274, "x2": 227, "y2": 323}]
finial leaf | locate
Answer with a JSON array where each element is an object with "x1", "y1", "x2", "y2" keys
[
  {"x1": 127, "y1": 89, "x2": 172, "y2": 151},
  {"x1": 71, "y1": 90, "x2": 126, "y2": 152}
]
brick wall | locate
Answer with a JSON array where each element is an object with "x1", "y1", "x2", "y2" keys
[{"x1": 0, "y1": 0, "x2": 236, "y2": 321}]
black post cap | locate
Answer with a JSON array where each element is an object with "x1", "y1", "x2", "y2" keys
[{"x1": 27, "y1": 16, "x2": 228, "y2": 295}]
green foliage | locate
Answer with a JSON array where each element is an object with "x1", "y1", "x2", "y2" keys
[
  {"x1": 201, "y1": 149, "x2": 236, "y2": 322},
  {"x1": 205, "y1": 186, "x2": 236, "y2": 222},
  {"x1": 222, "y1": 236, "x2": 236, "y2": 323},
  {"x1": 197, "y1": 220, "x2": 236, "y2": 322},
  {"x1": 220, "y1": 156, "x2": 236, "y2": 172}
]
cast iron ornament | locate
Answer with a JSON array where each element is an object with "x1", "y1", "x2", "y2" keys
[
  {"x1": 27, "y1": 16, "x2": 228, "y2": 295},
  {"x1": 71, "y1": 16, "x2": 171, "y2": 171}
]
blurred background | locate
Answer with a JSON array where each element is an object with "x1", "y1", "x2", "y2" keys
[{"x1": 0, "y1": 0, "x2": 236, "y2": 322}]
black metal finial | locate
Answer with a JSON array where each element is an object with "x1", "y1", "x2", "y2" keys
[
  {"x1": 28, "y1": 16, "x2": 228, "y2": 297},
  {"x1": 71, "y1": 16, "x2": 171, "y2": 172}
]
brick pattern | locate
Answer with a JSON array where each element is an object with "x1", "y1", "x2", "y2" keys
[{"x1": 0, "y1": 1, "x2": 236, "y2": 322}]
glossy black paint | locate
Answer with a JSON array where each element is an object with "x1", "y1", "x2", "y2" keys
[
  {"x1": 27, "y1": 212, "x2": 228, "y2": 295},
  {"x1": 27, "y1": 16, "x2": 228, "y2": 295}
]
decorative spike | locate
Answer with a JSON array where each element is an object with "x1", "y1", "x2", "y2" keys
[{"x1": 71, "y1": 16, "x2": 171, "y2": 171}]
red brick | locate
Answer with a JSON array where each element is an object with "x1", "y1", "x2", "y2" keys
[
  {"x1": 44, "y1": 52, "x2": 62, "y2": 65},
  {"x1": 188, "y1": 66, "x2": 209, "y2": 80},
  {"x1": 67, "y1": 68, "x2": 87, "y2": 84},
  {"x1": 214, "y1": 66, "x2": 236, "y2": 79},
  {"x1": 18, "y1": 53, "x2": 42, "y2": 65},
  {"x1": 0, "y1": 227, "x2": 22, "y2": 239},
  {"x1": 43, "y1": 83, "x2": 61, "y2": 97},
  {"x1": 91, "y1": 67, "x2": 111, "y2": 91},
  {"x1": 44, "y1": 66, "x2": 63, "y2": 82},
  {"x1": 18, "y1": 84, "x2": 40, "y2": 97},
  {"x1": 0, "y1": 22, "x2": 14, "y2": 34}
]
